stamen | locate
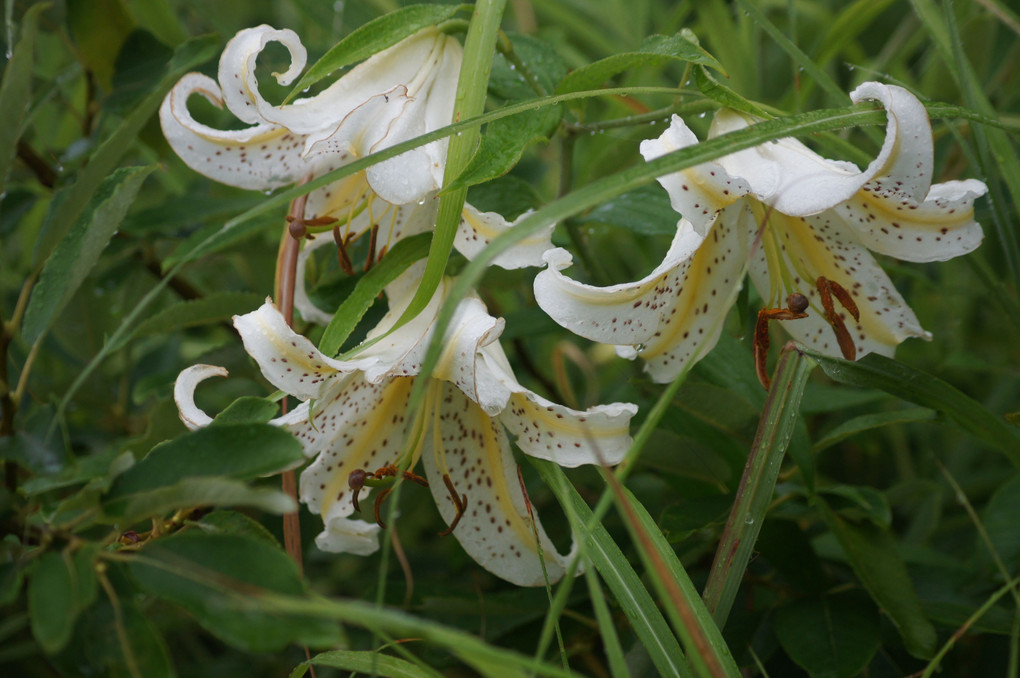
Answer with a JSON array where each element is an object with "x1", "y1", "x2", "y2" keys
[
  {"x1": 333, "y1": 221, "x2": 355, "y2": 275},
  {"x1": 364, "y1": 223, "x2": 379, "y2": 272},
  {"x1": 753, "y1": 293, "x2": 811, "y2": 389},
  {"x1": 437, "y1": 473, "x2": 467, "y2": 537},
  {"x1": 816, "y1": 277, "x2": 858, "y2": 361}
]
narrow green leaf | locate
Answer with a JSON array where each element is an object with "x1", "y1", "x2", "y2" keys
[
  {"x1": 693, "y1": 66, "x2": 773, "y2": 119},
  {"x1": 128, "y1": 533, "x2": 339, "y2": 651},
  {"x1": 132, "y1": 291, "x2": 264, "y2": 338},
  {"x1": 319, "y1": 232, "x2": 431, "y2": 356},
  {"x1": 816, "y1": 495, "x2": 937, "y2": 659},
  {"x1": 212, "y1": 397, "x2": 280, "y2": 425},
  {"x1": 557, "y1": 33, "x2": 723, "y2": 95},
  {"x1": 28, "y1": 552, "x2": 77, "y2": 654},
  {"x1": 0, "y1": 3, "x2": 45, "y2": 191},
  {"x1": 294, "y1": 650, "x2": 439, "y2": 678},
  {"x1": 814, "y1": 407, "x2": 937, "y2": 453},
  {"x1": 802, "y1": 348, "x2": 1020, "y2": 466},
  {"x1": 534, "y1": 459, "x2": 694, "y2": 678},
  {"x1": 22, "y1": 165, "x2": 155, "y2": 343},
  {"x1": 34, "y1": 34, "x2": 219, "y2": 266},
  {"x1": 286, "y1": 4, "x2": 469, "y2": 100},
  {"x1": 703, "y1": 345, "x2": 815, "y2": 629},
  {"x1": 104, "y1": 423, "x2": 303, "y2": 507},
  {"x1": 774, "y1": 592, "x2": 880, "y2": 678}
]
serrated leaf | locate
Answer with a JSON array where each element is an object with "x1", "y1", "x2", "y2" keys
[
  {"x1": 286, "y1": 4, "x2": 468, "y2": 100},
  {"x1": 104, "y1": 423, "x2": 303, "y2": 512},
  {"x1": 23, "y1": 165, "x2": 155, "y2": 343},
  {"x1": 319, "y1": 232, "x2": 431, "y2": 356},
  {"x1": 447, "y1": 106, "x2": 561, "y2": 191},
  {"x1": 816, "y1": 495, "x2": 937, "y2": 659},
  {"x1": 28, "y1": 552, "x2": 77, "y2": 654},
  {"x1": 0, "y1": 3, "x2": 45, "y2": 192},
  {"x1": 803, "y1": 348, "x2": 1020, "y2": 467},
  {"x1": 774, "y1": 591, "x2": 880, "y2": 678},
  {"x1": 128, "y1": 532, "x2": 339, "y2": 651},
  {"x1": 131, "y1": 291, "x2": 263, "y2": 339},
  {"x1": 557, "y1": 33, "x2": 723, "y2": 95}
]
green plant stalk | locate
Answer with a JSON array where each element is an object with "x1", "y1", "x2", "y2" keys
[{"x1": 702, "y1": 343, "x2": 815, "y2": 629}]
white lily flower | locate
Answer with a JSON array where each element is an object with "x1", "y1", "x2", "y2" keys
[
  {"x1": 174, "y1": 264, "x2": 637, "y2": 586},
  {"x1": 535, "y1": 82, "x2": 986, "y2": 384},
  {"x1": 161, "y1": 25, "x2": 554, "y2": 324}
]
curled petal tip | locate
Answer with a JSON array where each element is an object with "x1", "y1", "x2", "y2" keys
[{"x1": 174, "y1": 364, "x2": 229, "y2": 430}]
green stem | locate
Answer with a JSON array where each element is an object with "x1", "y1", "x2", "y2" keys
[{"x1": 702, "y1": 343, "x2": 815, "y2": 629}]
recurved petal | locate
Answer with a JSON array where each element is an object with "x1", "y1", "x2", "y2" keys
[
  {"x1": 313, "y1": 517, "x2": 382, "y2": 556},
  {"x1": 534, "y1": 224, "x2": 705, "y2": 347},
  {"x1": 173, "y1": 364, "x2": 228, "y2": 430},
  {"x1": 640, "y1": 115, "x2": 750, "y2": 235},
  {"x1": 298, "y1": 375, "x2": 418, "y2": 519},
  {"x1": 159, "y1": 73, "x2": 310, "y2": 190},
  {"x1": 233, "y1": 299, "x2": 365, "y2": 400},
  {"x1": 834, "y1": 178, "x2": 986, "y2": 263},
  {"x1": 217, "y1": 25, "x2": 307, "y2": 125},
  {"x1": 624, "y1": 203, "x2": 749, "y2": 383},
  {"x1": 748, "y1": 209, "x2": 928, "y2": 359},
  {"x1": 433, "y1": 296, "x2": 511, "y2": 416},
  {"x1": 479, "y1": 351, "x2": 637, "y2": 467},
  {"x1": 456, "y1": 205, "x2": 555, "y2": 269},
  {"x1": 422, "y1": 385, "x2": 577, "y2": 586}
]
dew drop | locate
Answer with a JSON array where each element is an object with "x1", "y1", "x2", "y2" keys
[{"x1": 744, "y1": 515, "x2": 754, "y2": 525}]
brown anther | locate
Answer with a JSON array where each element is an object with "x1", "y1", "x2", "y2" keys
[
  {"x1": 374, "y1": 487, "x2": 394, "y2": 528},
  {"x1": 438, "y1": 473, "x2": 467, "y2": 537},
  {"x1": 403, "y1": 470, "x2": 429, "y2": 488},
  {"x1": 364, "y1": 223, "x2": 379, "y2": 272},
  {"x1": 332, "y1": 221, "x2": 355, "y2": 275},
  {"x1": 816, "y1": 277, "x2": 859, "y2": 361},
  {"x1": 753, "y1": 294, "x2": 811, "y2": 390},
  {"x1": 286, "y1": 215, "x2": 307, "y2": 239},
  {"x1": 348, "y1": 469, "x2": 368, "y2": 512}
]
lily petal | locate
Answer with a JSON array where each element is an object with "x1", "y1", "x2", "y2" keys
[
  {"x1": 173, "y1": 364, "x2": 228, "y2": 430},
  {"x1": 640, "y1": 115, "x2": 751, "y2": 235},
  {"x1": 422, "y1": 385, "x2": 576, "y2": 586},
  {"x1": 314, "y1": 517, "x2": 383, "y2": 556},
  {"x1": 456, "y1": 205, "x2": 556, "y2": 269},
  {"x1": 533, "y1": 224, "x2": 705, "y2": 348},
  {"x1": 434, "y1": 296, "x2": 511, "y2": 416},
  {"x1": 623, "y1": 204, "x2": 749, "y2": 383},
  {"x1": 748, "y1": 209, "x2": 928, "y2": 358},
  {"x1": 233, "y1": 299, "x2": 371, "y2": 400},
  {"x1": 477, "y1": 349, "x2": 637, "y2": 466},
  {"x1": 158, "y1": 73, "x2": 310, "y2": 190}
]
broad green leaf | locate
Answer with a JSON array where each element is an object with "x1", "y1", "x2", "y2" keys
[
  {"x1": 557, "y1": 33, "x2": 723, "y2": 95},
  {"x1": 0, "y1": 562, "x2": 24, "y2": 606},
  {"x1": 0, "y1": 3, "x2": 45, "y2": 192},
  {"x1": 774, "y1": 592, "x2": 880, "y2": 678},
  {"x1": 123, "y1": 0, "x2": 188, "y2": 46},
  {"x1": 320, "y1": 232, "x2": 432, "y2": 356},
  {"x1": 28, "y1": 552, "x2": 77, "y2": 653},
  {"x1": 163, "y1": 210, "x2": 278, "y2": 269},
  {"x1": 105, "y1": 476, "x2": 297, "y2": 523},
  {"x1": 447, "y1": 105, "x2": 562, "y2": 191},
  {"x1": 981, "y1": 475, "x2": 1020, "y2": 573},
  {"x1": 130, "y1": 292, "x2": 264, "y2": 339},
  {"x1": 819, "y1": 485, "x2": 892, "y2": 528},
  {"x1": 816, "y1": 495, "x2": 937, "y2": 658},
  {"x1": 814, "y1": 407, "x2": 938, "y2": 453},
  {"x1": 67, "y1": 0, "x2": 135, "y2": 89},
  {"x1": 533, "y1": 459, "x2": 694, "y2": 678},
  {"x1": 578, "y1": 184, "x2": 679, "y2": 236},
  {"x1": 197, "y1": 510, "x2": 281, "y2": 546},
  {"x1": 34, "y1": 33, "x2": 219, "y2": 266},
  {"x1": 756, "y1": 519, "x2": 830, "y2": 594},
  {"x1": 803, "y1": 349, "x2": 1020, "y2": 467},
  {"x1": 22, "y1": 165, "x2": 155, "y2": 344},
  {"x1": 128, "y1": 532, "x2": 339, "y2": 651},
  {"x1": 212, "y1": 397, "x2": 280, "y2": 425},
  {"x1": 286, "y1": 3, "x2": 469, "y2": 99},
  {"x1": 489, "y1": 32, "x2": 568, "y2": 99},
  {"x1": 104, "y1": 423, "x2": 303, "y2": 506},
  {"x1": 292, "y1": 650, "x2": 439, "y2": 678}
]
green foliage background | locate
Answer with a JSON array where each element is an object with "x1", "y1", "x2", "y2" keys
[{"x1": 1, "y1": 0, "x2": 1019, "y2": 676}]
